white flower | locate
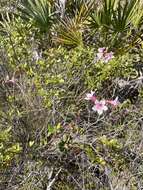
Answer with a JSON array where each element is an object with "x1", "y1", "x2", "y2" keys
[{"x1": 92, "y1": 100, "x2": 108, "y2": 115}]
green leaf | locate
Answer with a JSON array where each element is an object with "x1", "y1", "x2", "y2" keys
[{"x1": 29, "y1": 141, "x2": 35, "y2": 147}]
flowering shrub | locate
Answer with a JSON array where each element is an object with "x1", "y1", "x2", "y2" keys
[
  {"x1": 0, "y1": 1, "x2": 143, "y2": 189},
  {"x1": 85, "y1": 91, "x2": 119, "y2": 115}
]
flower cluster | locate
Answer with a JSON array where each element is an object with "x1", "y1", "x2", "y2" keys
[
  {"x1": 85, "y1": 91, "x2": 119, "y2": 115},
  {"x1": 97, "y1": 47, "x2": 114, "y2": 63}
]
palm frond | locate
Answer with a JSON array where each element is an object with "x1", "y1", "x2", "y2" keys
[
  {"x1": 74, "y1": 0, "x2": 95, "y2": 25},
  {"x1": 0, "y1": 12, "x2": 12, "y2": 33},
  {"x1": 18, "y1": 0, "x2": 55, "y2": 32},
  {"x1": 53, "y1": 17, "x2": 83, "y2": 47},
  {"x1": 89, "y1": 0, "x2": 117, "y2": 30},
  {"x1": 112, "y1": 0, "x2": 139, "y2": 32}
]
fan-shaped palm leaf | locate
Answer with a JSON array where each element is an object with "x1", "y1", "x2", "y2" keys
[{"x1": 18, "y1": 0, "x2": 55, "y2": 32}]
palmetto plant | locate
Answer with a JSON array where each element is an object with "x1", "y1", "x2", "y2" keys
[
  {"x1": 89, "y1": 0, "x2": 116, "y2": 30},
  {"x1": 89, "y1": 0, "x2": 142, "y2": 32},
  {"x1": 54, "y1": 0, "x2": 95, "y2": 47},
  {"x1": 18, "y1": 0, "x2": 56, "y2": 32},
  {"x1": 53, "y1": 17, "x2": 83, "y2": 47},
  {"x1": 74, "y1": 0, "x2": 95, "y2": 24},
  {"x1": 112, "y1": 0, "x2": 142, "y2": 32},
  {"x1": 89, "y1": 0, "x2": 143, "y2": 50}
]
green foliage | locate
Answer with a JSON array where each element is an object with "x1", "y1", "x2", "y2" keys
[
  {"x1": 0, "y1": 1, "x2": 143, "y2": 189},
  {"x1": 112, "y1": 0, "x2": 140, "y2": 32},
  {"x1": 90, "y1": 0, "x2": 143, "y2": 31},
  {"x1": 18, "y1": 0, "x2": 55, "y2": 32},
  {"x1": 0, "y1": 127, "x2": 22, "y2": 168},
  {"x1": 89, "y1": 0, "x2": 143, "y2": 49},
  {"x1": 65, "y1": 0, "x2": 95, "y2": 17},
  {"x1": 66, "y1": 0, "x2": 95, "y2": 22},
  {"x1": 54, "y1": 17, "x2": 83, "y2": 47},
  {"x1": 83, "y1": 144, "x2": 106, "y2": 165},
  {"x1": 90, "y1": 0, "x2": 116, "y2": 29},
  {"x1": 48, "y1": 123, "x2": 62, "y2": 137},
  {"x1": 54, "y1": 0, "x2": 94, "y2": 47}
]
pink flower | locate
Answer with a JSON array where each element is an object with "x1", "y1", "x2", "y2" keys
[
  {"x1": 98, "y1": 47, "x2": 106, "y2": 53},
  {"x1": 103, "y1": 51, "x2": 114, "y2": 63},
  {"x1": 97, "y1": 48, "x2": 106, "y2": 60},
  {"x1": 85, "y1": 91, "x2": 96, "y2": 102},
  {"x1": 92, "y1": 100, "x2": 108, "y2": 115},
  {"x1": 106, "y1": 97, "x2": 119, "y2": 106},
  {"x1": 97, "y1": 47, "x2": 114, "y2": 63}
]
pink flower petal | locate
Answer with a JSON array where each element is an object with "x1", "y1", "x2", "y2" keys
[
  {"x1": 85, "y1": 91, "x2": 96, "y2": 102},
  {"x1": 92, "y1": 99, "x2": 108, "y2": 115},
  {"x1": 98, "y1": 47, "x2": 106, "y2": 53},
  {"x1": 106, "y1": 97, "x2": 119, "y2": 106},
  {"x1": 97, "y1": 47, "x2": 114, "y2": 63}
]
